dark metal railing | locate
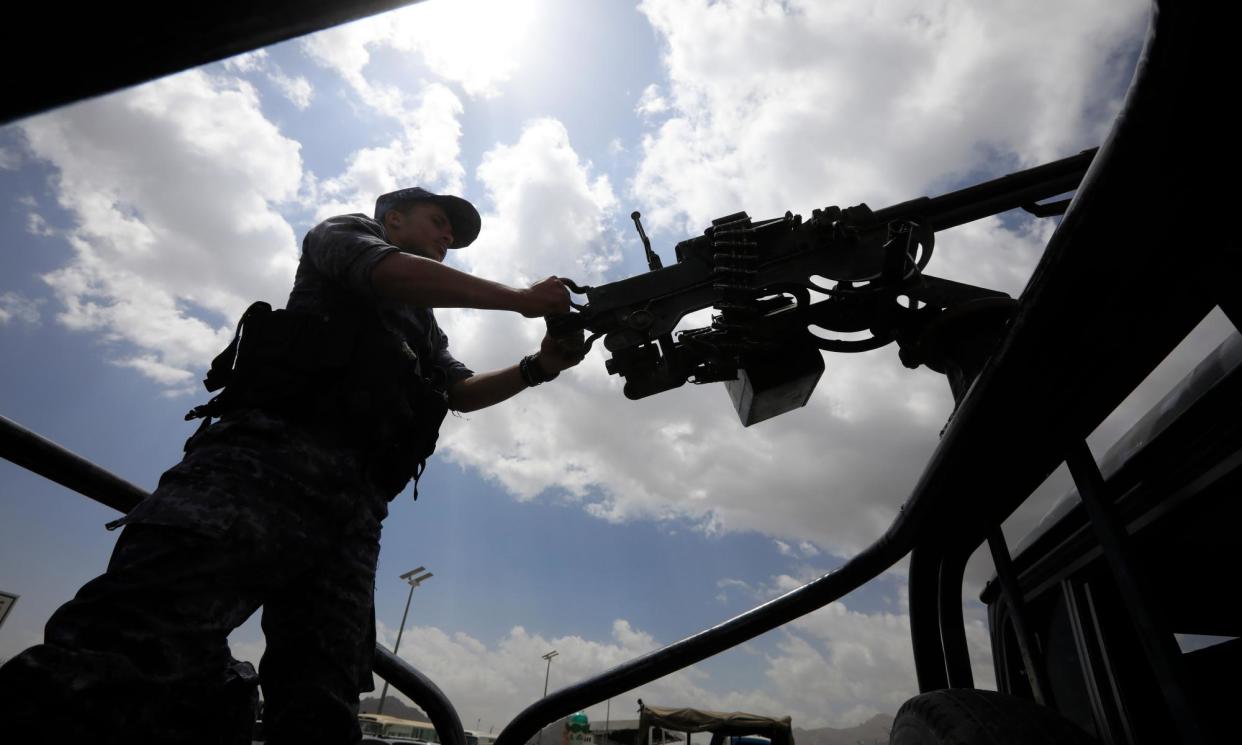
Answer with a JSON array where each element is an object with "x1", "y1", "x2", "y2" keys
[
  {"x1": 1, "y1": 414, "x2": 149, "y2": 514},
  {"x1": 0, "y1": 413, "x2": 467, "y2": 745},
  {"x1": 373, "y1": 646, "x2": 466, "y2": 745}
]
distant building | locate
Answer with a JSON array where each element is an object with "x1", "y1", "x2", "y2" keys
[
  {"x1": 359, "y1": 712, "x2": 440, "y2": 741},
  {"x1": 356, "y1": 714, "x2": 500, "y2": 745},
  {"x1": 590, "y1": 719, "x2": 684, "y2": 745}
]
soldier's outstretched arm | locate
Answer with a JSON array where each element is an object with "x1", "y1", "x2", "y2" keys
[
  {"x1": 447, "y1": 330, "x2": 586, "y2": 413},
  {"x1": 446, "y1": 364, "x2": 527, "y2": 413},
  {"x1": 372, "y1": 253, "x2": 568, "y2": 317}
]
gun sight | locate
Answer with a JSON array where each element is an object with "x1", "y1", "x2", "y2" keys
[{"x1": 631, "y1": 211, "x2": 663, "y2": 271}]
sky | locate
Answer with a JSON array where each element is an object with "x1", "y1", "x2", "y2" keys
[{"x1": 0, "y1": 0, "x2": 1234, "y2": 734}]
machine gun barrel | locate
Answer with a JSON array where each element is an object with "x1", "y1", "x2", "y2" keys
[
  {"x1": 549, "y1": 148, "x2": 1100, "y2": 425},
  {"x1": 871, "y1": 147, "x2": 1096, "y2": 230}
]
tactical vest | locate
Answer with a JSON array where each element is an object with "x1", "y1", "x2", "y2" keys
[{"x1": 186, "y1": 301, "x2": 449, "y2": 499}]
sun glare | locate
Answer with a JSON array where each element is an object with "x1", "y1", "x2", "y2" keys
[{"x1": 395, "y1": 0, "x2": 541, "y2": 97}]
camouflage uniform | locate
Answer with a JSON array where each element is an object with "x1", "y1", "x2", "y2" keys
[{"x1": 0, "y1": 214, "x2": 472, "y2": 744}]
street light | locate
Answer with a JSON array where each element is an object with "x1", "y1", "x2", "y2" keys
[
  {"x1": 537, "y1": 650, "x2": 559, "y2": 745},
  {"x1": 377, "y1": 566, "x2": 434, "y2": 715},
  {"x1": 541, "y1": 649, "x2": 559, "y2": 697}
]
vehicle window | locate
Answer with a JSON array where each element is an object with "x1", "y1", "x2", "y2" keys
[
  {"x1": 1038, "y1": 590, "x2": 1098, "y2": 739},
  {"x1": 1135, "y1": 476, "x2": 1242, "y2": 741}
]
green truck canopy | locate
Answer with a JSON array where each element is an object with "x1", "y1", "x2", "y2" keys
[{"x1": 636, "y1": 704, "x2": 793, "y2": 745}]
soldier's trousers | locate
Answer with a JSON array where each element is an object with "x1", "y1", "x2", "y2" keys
[{"x1": 0, "y1": 411, "x2": 390, "y2": 744}]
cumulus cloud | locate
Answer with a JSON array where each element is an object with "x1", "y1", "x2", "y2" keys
[
  {"x1": 636, "y1": 84, "x2": 670, "y2": 117},
  {"x1": 0, "y1": 291, "x2": 43, "y2": 326},
  {"x1": 764, "y1": 541, "x2": 831, "y2": 567},
  {"x1": 366, "y1": 604, "x2": 939, "y2": 729},
  {"x1": 442, "y1": 338, "x2": 950, "y2": 558},
  {"x1": 632, "y1": 0, "x2": 1147, "y2": 234},
  {"x1": 116, "y1": 354, "x2": 198, "y2": 386},
  {"x1": 777, "y1": 599, "x2": 994, "y2": 724},
  {"x1": 270, "y1": 71, "x2": 314, "y2": 110},
  {"x1": 222, "y1": 49, "x2": 269, "y2": 74},
  {"x1": 299, "y1": 5, "x2": 481, "y2": 217},
  {"x1": 715, "y1": 577, "x2": 756, "y2": 604},
  {"x1": 461, "y1": 118, "x2": 620, "y2": 286},
  {"x1": 708, "y1": 570, "x2": 985, "y2": 725},
  {"x1": 26, "y1": 212, "x2": 54, "y2": 236},
  {"x1": 19, "y1": 68, "x2": 304, "y2": 385},
  {"x1": 433, "y1": 117, "x2": 630, "y2": 499},
  {"x1": 376, "y1": 594, "x2": 960, "y2": 729},
  {"x1": 312, "y1": 82, "x2": 467, "y2": 220},
  {"x1": 0, "y1": 146, "x2": 20, "y2": 170},
  {"x1": 223, "y1": 48, "x2": 314, "y2": 110},
  {"x1": 430, "y1": 117, "x2": 620, "y2": 376},
  {"x1": 292, "y1": 0, "x2": 541, "y2": 222},
  {"x1": 15, "y1": 59, "x2": 472, "y2": 393}
]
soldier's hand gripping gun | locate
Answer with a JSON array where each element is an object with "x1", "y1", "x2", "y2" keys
[{"x1": 548, "y1": 149, "x2": 1097, "y2": 425}]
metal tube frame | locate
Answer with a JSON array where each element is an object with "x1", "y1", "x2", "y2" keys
[
  {"x1": 1064, "y1": 441, "x2": 1205, "y2": 744},
  {"x1": 986, "y1": 527, "x2": 1049, "y2": 705},
  {"x1": 0, "y1": 413, "x2": 467, "y2": 745},
  {"x1": 938, "y1": 546, "x2": 974, "y2": 690},
  {"x1": 908, "y1": 545, "x2": 948, "y2": 692}
]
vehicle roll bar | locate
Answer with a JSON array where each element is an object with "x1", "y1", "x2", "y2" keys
[{"x1": 0, "y1": 413, "x2": 467, "y2": 745}]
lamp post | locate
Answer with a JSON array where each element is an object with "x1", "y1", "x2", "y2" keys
[
  {"x1": 377, "y1": 566, "x2": 434, "y2": 715},
  {"x1": 541, "y1": 649, "x2": 558, "y2": 697},
  {"x1": 537, "y1": 650, "x2": 558, "y2": 745}
]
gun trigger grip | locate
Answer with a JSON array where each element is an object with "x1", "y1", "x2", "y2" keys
[{"x1": 558, "y1": 277, "x2": 592, "y2": 295}]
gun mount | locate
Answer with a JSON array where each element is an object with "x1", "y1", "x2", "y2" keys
[{"x1": 549, "y1": 149, "x2": 1097, "y2": 425}]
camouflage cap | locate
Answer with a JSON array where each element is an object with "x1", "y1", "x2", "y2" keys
[{"x1": 374, "y1": 187, "x2": 481, "y2": 248}]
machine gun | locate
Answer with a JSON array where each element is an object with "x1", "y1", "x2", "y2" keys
[{"x1": 548, "y1": 149, "x2": 1097, "y2": 425}]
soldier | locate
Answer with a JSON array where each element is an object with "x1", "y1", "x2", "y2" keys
[{"x1": 0, "y1": 187, "x2": 584, "y2": 744}]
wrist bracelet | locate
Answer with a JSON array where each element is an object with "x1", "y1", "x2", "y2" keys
[
  {"x1": 519, "y1": 355, "x2": 537, "y2": 386},
  {"x1": 520, "y1": 353, "x2": 559, "y2": 386}
]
